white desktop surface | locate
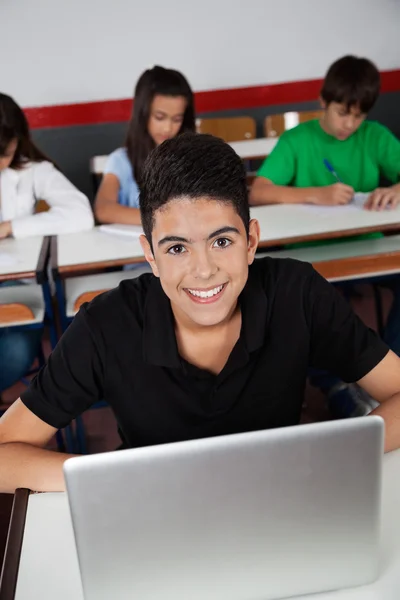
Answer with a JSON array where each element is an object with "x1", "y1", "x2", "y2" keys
[
  {"x1": 14, "y1": 450, "x2": 400, "y2": 600},
  {"x1": 0, "y1": 236, "x2": 44, "y2": 278},
  {"x1": 56, "y1": 228, "x2": 145, "y2": 269},
  {"x1": 229, "y1": 137, "x2": 278, "y2": 158},
  {"x1": 56, "y1": 202, "x2": 400, "y2": 273},
  {"x1": 250, "y1": 203, "x2": 400, "y2": 245}
]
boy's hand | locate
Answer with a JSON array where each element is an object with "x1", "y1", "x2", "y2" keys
[
  {"x1": 311, "y1": 183, "x2": 354, "y2": 206},
  {"x1": 364, "y1": 187, "x2": 400, "y2": 211}
]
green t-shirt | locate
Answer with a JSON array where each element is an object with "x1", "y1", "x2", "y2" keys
[{"x1": 257, "y1": 119, "x2": 400, "y2": 190}]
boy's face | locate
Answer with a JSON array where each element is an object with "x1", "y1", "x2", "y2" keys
[
  {"x1": 320, "y1": 100, "x2": 367, "y2": 141},
  {"x1": 140, "y1": 198, "x2": 260, "y2": 329}
]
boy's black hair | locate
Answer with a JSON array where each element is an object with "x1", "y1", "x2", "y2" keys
[
  {"x1": 140, "y1": 132, "x2": 250, "y2": 247},
  {"x1": 321, "y1": 55, "x2": 380, "y2": 114}
]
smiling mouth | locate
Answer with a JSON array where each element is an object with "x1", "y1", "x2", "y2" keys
[{"x1": 184, "y1": 283, "x2": 227, "y2": 303}]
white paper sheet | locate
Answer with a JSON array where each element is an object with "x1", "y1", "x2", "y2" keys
[
  {"x1": 99, "y1": 224, "x2": 143, "y2": 238},
  {"x1": 299, "y1": 193, "x2": 370, "y2": 217}
]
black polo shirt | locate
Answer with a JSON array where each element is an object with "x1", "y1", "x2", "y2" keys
[{"x1": 22, "y1": 257, "x2": 388, "y2": 447}]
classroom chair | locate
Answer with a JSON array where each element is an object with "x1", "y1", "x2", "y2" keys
[
  {"x1": 196, "y1": 116, "x2": 257, "y2": 186},
  {"x1": 90, "y1": 156, "x2": 108, "y2": 195},
  {"x1": 35, "y1": 200, "x2": 50, "y2": 213},
  {"x1": 264, "y1": 110, "x2": 324, "y2": 137},
  {"x1": 196, "y1": 116, "x2": 256, "y2": 143}
]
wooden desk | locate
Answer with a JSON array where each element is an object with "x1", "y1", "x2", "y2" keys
[
  {"x1": 1, "y1": 450, "x2": 399, "y2": 600},
  {"x1": 90, "y1": 137, "x2": 278, "y2": 176},
  {"x1": 0, "y1": 237, "x2": 49, "y2": 284},
  {"x1": 229, "y1": 137, "x2": 277, "y2": 160},
  {"x1": 259, "y1": 234, "x2": 400, "y2": 282},
  {"x1": 53, "y1": 203, "x2": 400, "y2": 279},
  {"x1": 52, "y1": 229, "x2": 144, "y2": 277},
  {"x1": 251, "y1": 204, "x2": 400, "y2": 248}
]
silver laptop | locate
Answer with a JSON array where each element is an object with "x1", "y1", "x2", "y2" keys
[{"x1": 64, "y1": 417, "x2": 384, "y2": 600}]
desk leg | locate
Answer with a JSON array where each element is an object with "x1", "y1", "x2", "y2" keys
[{"x1": 0, "y1": 489, "x2": 30, "y2": 600}]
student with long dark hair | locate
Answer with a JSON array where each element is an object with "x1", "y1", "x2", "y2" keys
[
  {"x1": 0, "y1": 93, "x2": 94, "y2": 398},
  {"x1": 0, "y1": 93, "x2": 93, "y2": 239},
  {"x1": 95, "y1": 66, "x2": 195, "y2": 225}
]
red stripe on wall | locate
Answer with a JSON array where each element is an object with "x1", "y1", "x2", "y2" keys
[{"x1": 24, "y1": 69, "x2": 400, "y2": 130}]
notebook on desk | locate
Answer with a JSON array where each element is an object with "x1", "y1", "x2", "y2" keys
[{"x1": 64, "y1": 417, "x2": 384, "y2": 600}]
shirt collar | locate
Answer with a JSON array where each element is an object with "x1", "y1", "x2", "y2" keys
[{"x1": 142, "y1": 264, "x2": 268, "y2": 368}]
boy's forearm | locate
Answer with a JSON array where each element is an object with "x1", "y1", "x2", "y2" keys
[
  {"x1": 95, "y1": 202, "x2": 141, "y2": 225},
  {"x1": 0, "y1": 443, "x2": 76, "y2": 493},
  {"x1": 250, "y1": 180, "x2": 321, "y2": 206}
]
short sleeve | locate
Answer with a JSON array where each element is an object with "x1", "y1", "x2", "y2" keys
[
  {"x1": 373, "y1": 124, "x2": 400, "y2": 184},
  {"x1": 257, "y1": 134, "x2": 296, "y2": 185},
  {"x1": 103, "y1": 148, "x2": 131, "y2": 186},
  {"x1": 20, "y1": 307, "x2": 105, "y2": 428},
  {"x1": 307, "y1": 268, "x2": 389, "y2": 382}
]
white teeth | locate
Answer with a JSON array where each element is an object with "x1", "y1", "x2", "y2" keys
[{"x1": 187, "y1": 284, "x2": 224, "y2": 298}]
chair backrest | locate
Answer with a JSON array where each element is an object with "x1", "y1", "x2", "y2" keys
[
  {"x1": 90, "y1": 155, "x2": 108, "y2": 176},
  {"x1": 196, "y1": 117, "x2": 256, "y2": 142},
  {"x1": 35, "y1": 200, "x2": 50, "y2": 213},
  {"x1": 264, "y1": 110, "x2": 324, "y2": 138}
]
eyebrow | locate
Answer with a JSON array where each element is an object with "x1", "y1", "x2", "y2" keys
[
  {"x1": 157, "y1": 226, "x2": 240, "y2": 247},
  {"x1": 153, "y1": 110, "x2": 184, "y2": 117}
]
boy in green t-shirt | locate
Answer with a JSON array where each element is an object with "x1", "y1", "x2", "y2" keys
[
  {"x1": 250, "y1": 55, "x2": 400, "y2": 210},
  {"x1": 250, "y1": 55, "x2": 400, "y2": 418}
]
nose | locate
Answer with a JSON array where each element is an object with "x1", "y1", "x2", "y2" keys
[
  {"x1": 191, "y1": 249, "x2": 217, "y2": 280},
  {"x1": 344, "y1": 115, "x2": 355, "y2": 130},
  {"x1": 163, "y1": 119, "x2": 173, "y2": 134}
]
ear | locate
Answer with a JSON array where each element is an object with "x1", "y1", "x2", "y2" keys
[
  {"x1": 319, "y1": 96, "x2": 327, "y2": 110},
  {"x1": 139, "y1": 234, "x2": 159, "y2": 277},
  {"x1": 247, "y1": 219, "x2": 260, "y2": 266}
]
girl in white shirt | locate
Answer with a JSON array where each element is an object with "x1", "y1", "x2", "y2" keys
[
  {"x1": 0, "y1": 93, "x2": 93, "y2": 395},
  {"x1": 0, "y1": 93, "x2": 93, "y2": 239}
]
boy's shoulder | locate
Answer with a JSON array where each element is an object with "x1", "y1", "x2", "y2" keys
[
  {"x1": 358, "y1": 120, "x2": 392, "y2": 138},
  {"x1": 279, "y1": 119, "x2": 319, "y2": 142}
]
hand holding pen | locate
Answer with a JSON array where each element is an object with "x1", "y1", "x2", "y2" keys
[{"x1": 315, "y1": 159, "x2": 354, "y2": 205}]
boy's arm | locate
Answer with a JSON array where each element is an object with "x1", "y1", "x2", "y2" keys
[
  {"x1": 250, "y1": 177, "x2": 354, "y2": 206},
  {"x1": 358, "y1": 350, "x2": 400, "y2": 453},
  {"x1": 0, "y1": 400, "x2": 75, "y2": 492},
  {"x1": 249, "y1": 134, "x2": 353, "y2": 206}
]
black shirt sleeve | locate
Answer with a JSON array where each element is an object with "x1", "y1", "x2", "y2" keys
[
  {"x1": 307, "y1": 267, "x2": 389, "y2": 382},
  {"x1": 21, "y1": 305, "x2": 105, "y2": 428}
]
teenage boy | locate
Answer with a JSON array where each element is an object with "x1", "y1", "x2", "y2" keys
[
  {"x1": 1, "y1": 133, "x2": 400, "y2": 494},
  {"x1": 250, "y1": 55, "x2": 400, "y2": 210}
]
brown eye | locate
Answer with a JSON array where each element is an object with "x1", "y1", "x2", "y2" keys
[
  {"x1": 213, "y1": 238, "x2": 232, "y2": 249},
  {"x1": 167, "y1": 244, "x2": 186, "y2": 255}
]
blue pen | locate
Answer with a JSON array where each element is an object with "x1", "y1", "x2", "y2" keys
[{"x1": 323, "y1": 159, "x2": 342, "y2": 183}]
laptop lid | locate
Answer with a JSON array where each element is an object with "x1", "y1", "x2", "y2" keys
[{"x1": 64, "y1": 417, "x2": 383, "y2": 600}]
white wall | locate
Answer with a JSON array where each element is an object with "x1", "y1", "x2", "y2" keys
[{"x1": 1, "y1": 0, "x2": 399, "y2": 108}]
